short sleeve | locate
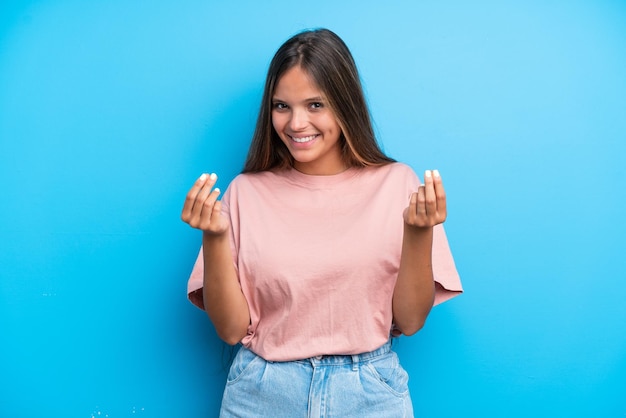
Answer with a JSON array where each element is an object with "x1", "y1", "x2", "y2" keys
[
  {"x1": 187, "y1": 249, "x2": 205, "y2": 310},
  {"x1": 432, "y1": 224, "x2": 463, "y2": 305}
]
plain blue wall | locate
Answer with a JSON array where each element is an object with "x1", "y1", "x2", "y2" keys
[{"x1": 1, "y1": 1, "x2": 625, "y2": 416}]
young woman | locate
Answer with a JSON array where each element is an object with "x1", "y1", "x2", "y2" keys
[{"x1": 182, "y1": 28, "x2": 462, "y2": 418}]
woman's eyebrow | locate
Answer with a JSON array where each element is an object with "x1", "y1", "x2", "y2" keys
[{"x1": 272, "y1": 96, "x2": 325, "y2": 102}]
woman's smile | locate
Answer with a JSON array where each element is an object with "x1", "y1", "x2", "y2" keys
[{"x1": 290, "y1": 134, "x2": 319, "y2": 144}]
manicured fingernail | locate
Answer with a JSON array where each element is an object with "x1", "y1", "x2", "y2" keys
[
  {"x1": 433, "y1": 169, "x2": 440, "y2": 178},
  {"x1": 214, "y1": 188, "x2": 220, "y2": 194},
  {"x1": 199, "y1": 173, "x2": 207, "y2": 181},
  {"x1": 425, "y1": 170, "x2": 432, "y2": 178},
  {"x1": 210, "y1": 173, "x2": 217, "y2": 180}
]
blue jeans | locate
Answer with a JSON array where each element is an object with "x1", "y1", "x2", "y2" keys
[{"x1": 219, "y1": 340, "x2": 413, "y2": 417}]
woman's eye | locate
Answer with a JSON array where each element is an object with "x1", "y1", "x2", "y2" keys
[
  {"x1": 273, "y1": 102, "x2": 288, "y2": 110},
  {"x1": 309, "y1": 102, "x2": 323, "y2": 109}
]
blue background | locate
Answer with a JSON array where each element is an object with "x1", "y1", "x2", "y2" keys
[{"x1": 1, "y1": 1, "x2": 625, "y2": 416}]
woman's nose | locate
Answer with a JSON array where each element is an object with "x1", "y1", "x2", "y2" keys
[{"x1": 289, "y1": 108, "x2": 308, "y2": 131}]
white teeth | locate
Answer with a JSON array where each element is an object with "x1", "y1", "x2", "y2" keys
[{"x1": 291, "y1": 135, "x2": 317, "y2": 143}]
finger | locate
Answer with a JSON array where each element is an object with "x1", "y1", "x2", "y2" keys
[
  {"x1": 407, "y1": 192, "x2": 418, "y2": 218},
  {"x1": 188, "y1": 173, "x2": 218, "y2": 227},
  {"x1": 191, "y1": 173, "x2": 218, "y2": 213},
  {"x1": 182, "y1": 173, "x2": 210, "y2": 221},
  {"x1": 199, "y1": 187, "x2": 221, "y2": 221},
  {"x1": 210, "y1": 199, "x2": 223, "y2": 225},
  {"x1": 416, "y1": 185, "x2": 426, "y2": 216},
  {"x1": 423, "y1": 170, "x2": 437, "y2": 215},
  {"x1": 432, "y1": 169, "x2": 447, "y2": 215}
]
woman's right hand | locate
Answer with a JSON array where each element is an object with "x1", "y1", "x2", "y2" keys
[{"x1": 181, "y1": 173, "x2": 230, "y2": 236}]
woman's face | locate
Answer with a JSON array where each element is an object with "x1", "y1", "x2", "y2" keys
[{"x1": 271, "y1": 66, "x2": 344, "y2": 175}]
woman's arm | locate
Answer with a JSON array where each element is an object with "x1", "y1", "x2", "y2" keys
[
  {"x1": 182, "y1": 173, "x2": 250, "y2": 345},
  {"x1": 393, "y1": 225, "x2": 435, "y2": 335},
  {"x1": 392, "y1": 169, "x2": 446, "y2": 335},
  {"x1": 201, "y1": 232, "x2": 250, "y2": 345}
]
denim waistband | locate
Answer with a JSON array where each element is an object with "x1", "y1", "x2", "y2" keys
[{"x1": 298, "y1": 339, "x2": 392, "y2": 367}]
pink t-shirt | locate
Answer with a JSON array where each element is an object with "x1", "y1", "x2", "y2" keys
[{"x1": 187, "y1": 163, "x2": 462, "y2": 361}]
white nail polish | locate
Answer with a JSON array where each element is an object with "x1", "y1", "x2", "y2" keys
[
  {"x1": 425, "y1": 170, "x2": 432, "y2": 178},
  {"x1": 210, "y1": 173, "x2": 217, "y2": 180},
  {"x1": 214, "y1": 188, "x2": 220, "y2": 193},
  {"x1": 433, "y1": 169, "x2": 440, "y2": 178},
  {"x1": 199, "y1": 173, "x2": 207, "y2": 181}
]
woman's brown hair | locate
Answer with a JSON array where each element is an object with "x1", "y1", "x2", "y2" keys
[{"x1": 242, "y1": 28, "x2": 395, "y2": 173}]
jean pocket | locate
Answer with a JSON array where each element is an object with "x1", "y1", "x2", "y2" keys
[
  {"x1": 226, "y1": 346, "x2": 263, "y2": 384},
  {"x1": 363, "y1": 351, "x2": 410, "y2": 397}
]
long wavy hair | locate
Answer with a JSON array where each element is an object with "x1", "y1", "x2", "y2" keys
[{"x1": 242, "y1": 28, "x2": 395, "y2": 173}]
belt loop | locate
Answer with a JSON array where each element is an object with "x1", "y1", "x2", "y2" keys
[{"x1": 351, "y1": 355, "x2": 359, "y2": 371}]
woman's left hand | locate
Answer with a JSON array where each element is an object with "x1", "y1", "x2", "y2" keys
[{"x1": 403, "y1": 170, "x2": 447, "y2": 228}]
